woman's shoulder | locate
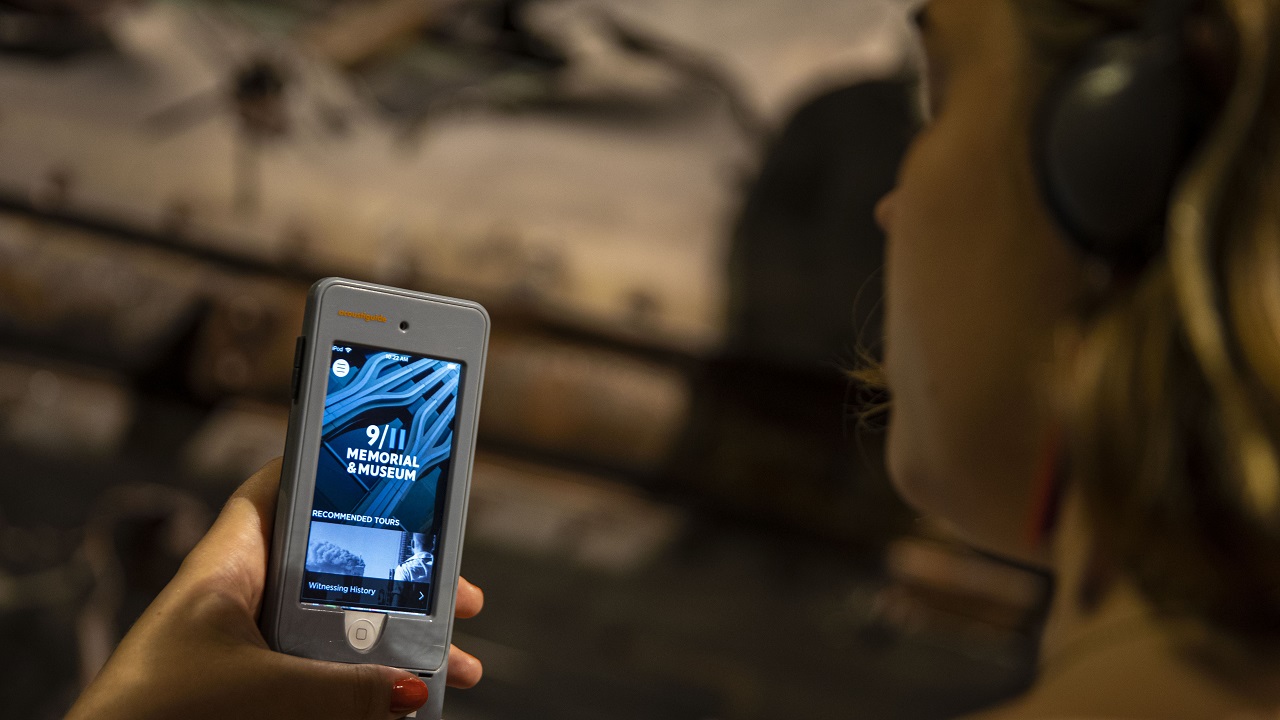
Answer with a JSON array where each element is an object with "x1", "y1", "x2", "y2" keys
[
  {"x1": 960, "y1": 709, "x2": 1279, "y2": 720},
  {"x1": 956, "y1": 700, "x2": 1137, "y2": 720},
  {"x1": 959, "y1": 704, "x2": 1280, "y2": 720}
]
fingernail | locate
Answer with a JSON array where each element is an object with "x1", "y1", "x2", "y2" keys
[{"x1": 390, "y1": 676, "x2": 429, "y2": 713}]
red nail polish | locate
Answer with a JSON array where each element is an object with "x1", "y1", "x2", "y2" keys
[{"x1": 390, "y1": 676, "x2": 429, "y2": 713}]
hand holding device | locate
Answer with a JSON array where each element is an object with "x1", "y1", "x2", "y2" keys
[{"x1": 65, "y1": 458, "x2": 484, "y2": 720}]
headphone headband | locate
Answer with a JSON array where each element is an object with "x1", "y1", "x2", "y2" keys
[{"x1": 1145, "y1": 0, "x2": 1200, "y2": 32}]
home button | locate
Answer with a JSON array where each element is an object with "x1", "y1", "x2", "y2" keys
[{"x1": 343, "y1": 611, "x2": 387, "y2": 653}]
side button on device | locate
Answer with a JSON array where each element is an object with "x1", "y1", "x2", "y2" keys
[{"x1": 290, "y1": 336, "x2": 305, "y2": 402}]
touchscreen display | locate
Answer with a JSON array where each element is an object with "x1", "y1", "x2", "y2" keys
[{"x1": 299, "y1": 340, "x2": 461, "y2": 615}]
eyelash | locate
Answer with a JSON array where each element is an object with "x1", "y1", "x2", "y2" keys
[
  {"x1": 914, "y1": 78, "x2": 935, "y2": 124},
  {"x1": 913, "y1": 70, "x2": 943, "y2": 126},
  {"x1": 919, "y1": 58, "x2": 950, "y2": 126}
]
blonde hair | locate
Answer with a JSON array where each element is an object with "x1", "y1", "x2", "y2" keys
[{"x1": 1019, "y1": 0, "x2": 1280, "y2": 653}]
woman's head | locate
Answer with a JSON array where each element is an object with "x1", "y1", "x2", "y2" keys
[
  {"x1": 877, "y1": 0, "x2": 1086, "y2": 563},
  {"x1": 878, "y1": 0, "x2": 1280, "y2": 651}
]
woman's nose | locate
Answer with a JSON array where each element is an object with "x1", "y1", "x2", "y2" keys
[{"x1": 875, "y1": 190, "x2": 898, "y2": 235}]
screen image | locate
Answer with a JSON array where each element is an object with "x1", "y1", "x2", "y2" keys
[{"x1": 299, "y1": 340, "x2": 461, "y2": 615}]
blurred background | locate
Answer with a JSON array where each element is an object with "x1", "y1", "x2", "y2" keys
[{"x1": 0, "y1": 0, "x2": 1052, "y2": 717}]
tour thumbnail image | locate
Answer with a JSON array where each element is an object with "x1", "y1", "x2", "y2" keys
[{"x1": 304, "y1": 521, "x2": 403, "y2": 580}]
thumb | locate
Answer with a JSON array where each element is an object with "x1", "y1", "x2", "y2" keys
[{"x1": 259, "y1": 652, "x2": 429, "y2": 720}]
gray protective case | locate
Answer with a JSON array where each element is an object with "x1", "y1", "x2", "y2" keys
[{"x1": 260, "y1": 278, "x2": 489, "y2": 720}]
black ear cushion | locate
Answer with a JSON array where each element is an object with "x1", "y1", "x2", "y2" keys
[{"x1": 1037, "y1": 35, "x2": 1195, "y2": 265}]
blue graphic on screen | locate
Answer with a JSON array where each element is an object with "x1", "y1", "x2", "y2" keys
[{"x1": 300, "y1": 340, "x2": 461, "y2": 615}]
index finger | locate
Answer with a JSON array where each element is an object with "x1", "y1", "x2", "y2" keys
[{"x1": 175, "y1": 458, "x2": 284, "y2": 611}]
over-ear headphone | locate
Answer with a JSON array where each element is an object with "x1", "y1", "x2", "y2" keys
[{"x1": 1035, "y1": 0, "x2": 1221, "y2": 268}]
